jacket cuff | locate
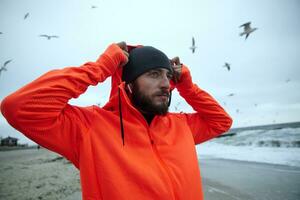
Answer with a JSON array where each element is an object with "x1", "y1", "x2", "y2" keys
[
  {"x1": 96, "y1": 43, "x2": 127, "y2": 73},
  {"x1": 175, "y1": 64, "x2": 194, "y2": 91}
]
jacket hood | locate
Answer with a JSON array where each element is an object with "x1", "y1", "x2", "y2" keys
[
  {"x1": 102, "y1": 44, "x2": 141, "y2": 112},
  {"x1": 102, "y1": 44, "x2": 176, "y2": 112}
]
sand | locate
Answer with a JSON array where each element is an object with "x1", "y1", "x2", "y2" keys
[{"x1": 0, "y1": 148, "x2": 80, "y2": 200}]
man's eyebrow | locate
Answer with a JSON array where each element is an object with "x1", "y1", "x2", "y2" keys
[
  {"x1": 146, "y1": 69, "x2": 173, "y2": 78},
  {"x1": 148, "y1": 69, "x2": 172, "y2": 73},
  {"x1": 167, "y1": 71, "x2": 173, "y2": 75},
  {"x1": 148, "y1": 69, "x2": 162, "y2": 73}
]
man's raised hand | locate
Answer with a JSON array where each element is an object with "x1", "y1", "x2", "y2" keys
[
  {"x1": 170, "y1": 56, "x2": 182, "y2": 83},
  {"x1": 116, "y1": 41, "x2": 129, "y2": 66}
]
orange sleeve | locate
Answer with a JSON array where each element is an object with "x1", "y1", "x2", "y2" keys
[
  {"x1": 176, "y1": 65, "x2": 233, "y2": 144},
  {"x1": 0, "y1": 44, "x2": 127, "y2": 167}
]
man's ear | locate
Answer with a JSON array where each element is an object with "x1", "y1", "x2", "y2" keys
[{"x1": 126, "y1": 83, "x2": 133, "y2": 94}]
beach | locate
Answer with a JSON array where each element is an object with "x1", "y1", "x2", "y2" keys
[
  {"x1": 1, "y1": 146, "x2": 299, "y2": 200},
  {"x1": 0, "y1": 148, "x2": 80, "y2": 200},
  {"x1": 1, "y1": 123, "x2": 300, "y2": 199}
]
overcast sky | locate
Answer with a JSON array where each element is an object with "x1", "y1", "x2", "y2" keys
[{"x1": 1, "y1": 0, "x2": 300, "y2": 144}]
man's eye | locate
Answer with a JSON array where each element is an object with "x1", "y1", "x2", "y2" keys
[
  {"x1": 167, "y1": 74, "x2": 173, "y2": 80},
  {"x1": 149, "y1": 71, "x2": 159, "y2": 78}
]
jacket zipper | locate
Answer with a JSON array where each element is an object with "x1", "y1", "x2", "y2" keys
[
  {"x1": 119, "y1": 87, "x2": 177, "y2": 199},
  {"x1": 148, "y1": 120, "x2": 177, "y2": 200}
]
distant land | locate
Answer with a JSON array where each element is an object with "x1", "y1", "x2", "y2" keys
[
  {"x1": 1, "y1": 121, "x2": 300, "y2": 145},
  {"x1": 0, "y1": 145, "x2": 38, "y2": 151},
  {"x1": 227, "y1": 121, "x2": 300, "y2": 134}
]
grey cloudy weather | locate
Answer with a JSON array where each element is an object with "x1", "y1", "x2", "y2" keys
[{"x1": 0, "y1": 0, "x2": 300, "y2": 145}]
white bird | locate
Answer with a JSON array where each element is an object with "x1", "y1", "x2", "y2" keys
[
  {"x1": 0, "y1": 59, "x2": 12, "y2": 76},
  {"x1": 189, "y1": 37, "x2": 196, "y2": 53},
  {"x1": 39, "y1": 34, "x2": 59, "y2": 40},
  {"x1": 24, "y1": 12, "x2": 30, "y2": 20},
  {"x1": 223, "y1": 62, "x2": 231, "y2": 71},
  {"x1": 0, "y1": 67, "x2": 7, "y2": 76},
  {"x1": 174, "y1": 102, "x2": 181, "y2": 111},
  {"x1": 239, "y1": 22, "x2": 257, "y2": 40}
]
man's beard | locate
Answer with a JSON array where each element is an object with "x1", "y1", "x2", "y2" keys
[{"x1": 131, "y1": 83, "x2": 169, "y2": 115}]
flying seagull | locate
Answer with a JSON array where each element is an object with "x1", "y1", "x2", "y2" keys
[
  {"x1": 39, "y1": 34, "x2": 59, "y2": 40},
  {"x1": 228, "y1": 93, "x2": 235, "y2": 97},
  {"x1": 239, "y1": 22, "x2": 257, "y2": 40},
  {"x1": 174, "y1": 102, "x2": 181, "y2": 111},
  {"x1": 285, "y1": 78, "x2": 291, "y2": 83},
  {"x1": 91, "y1": 5, "x2": 97, "y2": 9},
  {"x1": 189, "y1": 37, "x2": 196, "y2": 53},
  {"x1": 223, "y1": 62, "x2": 231, "y2": 71},
  {"x1": 0, "y1": 32, "x2": 2, "y2": 34},
  {"x1": 0, "y1": 59, "x2": 12, "y2": 76},
  {"x1": 24, "y1": 12, "x2": 30, "y2": 20}
]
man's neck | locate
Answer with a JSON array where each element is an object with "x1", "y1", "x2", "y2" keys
[{"x1": 142, "y1": 112, "x2": 155, "y2": 125}]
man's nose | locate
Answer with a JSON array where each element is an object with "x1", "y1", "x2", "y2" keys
[{"x1": 160, "y1": 75, "x2": 170, "y2": 89}]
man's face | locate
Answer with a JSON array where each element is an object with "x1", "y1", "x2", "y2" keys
[{"x1": 131, "y1": 68, "x2": 173, "y2": 115}]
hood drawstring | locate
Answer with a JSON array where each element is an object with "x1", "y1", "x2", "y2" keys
[
  {"x1": 168, "y1": 91, "x2": 172, "y2": 107},
  {"x1": 118, "y1": 86, "x2": 172, "y2": 146},
  {"x1": 118, "y1": 87, "x2": 125, "y2": 146}
]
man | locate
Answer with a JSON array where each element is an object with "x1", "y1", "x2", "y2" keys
[{"x1": 1, "y1": 42, "x2": 232, "y2": 200}]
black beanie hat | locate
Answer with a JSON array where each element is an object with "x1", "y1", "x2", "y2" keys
[{"x1": 122, "y1": 46, "x2": 172, "y2": 83}]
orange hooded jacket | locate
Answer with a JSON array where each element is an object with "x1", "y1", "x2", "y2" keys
[{"x1": 1, "y1": 43, "x2": 232, "y2": 200}]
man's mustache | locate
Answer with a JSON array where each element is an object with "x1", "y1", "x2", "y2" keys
[{"x1": 154, "y1": 90, "x2": 170, "y2": 97}]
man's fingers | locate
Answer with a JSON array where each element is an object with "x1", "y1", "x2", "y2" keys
[
  {"x1": 171, "y1": 56, "x2": 180, "y2": 66},
  {"x1": 122, "y1": 50, "x2": 129, "y2": 58},
  {"x1": 170, "y1": 56, "x2": 182, "y2": 84},
  {"x1": 120, "y1": 50, "x2": 129, "y2": 66},
  {"x1": 116, "y1": 41, "x2": 128, "y2": 52},
  {"x1": 116, "y1": 41, "x2": 129, "y2": 66}
]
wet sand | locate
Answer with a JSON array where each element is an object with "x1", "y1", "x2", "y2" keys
[{"x1": 201, "y1": 158, "x2": 300, "y2": 200}]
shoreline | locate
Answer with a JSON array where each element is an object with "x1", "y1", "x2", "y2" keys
[{"x1": 1, "y1": 149, "x2": 299, "y2": 200}]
